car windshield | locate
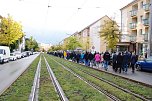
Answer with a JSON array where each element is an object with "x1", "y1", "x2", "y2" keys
[
  {"x1": 0, "y1": 49, "x2": 3, "y2": 54},
  {"x1": 146, "y1": 57, "x2": 152, "y2": 62},
  {"x1": 10, "y1": 54, "x2": 14, "y2": 56}
]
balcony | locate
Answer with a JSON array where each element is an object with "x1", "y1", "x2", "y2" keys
[
  {"x1": 143, "y1": 18, "x2": 149, "y2": 26},
  {"x1": 143, "y1": 4, "x2": 150, "y2": 11},
  {"x1": 129, "y1": 23, "x2": 137, "y2": 30},
  {"x1": 130, "y1": 35, "x2": 137, "y2": 42},
  {"x1": 143, "y1": 33, "x2": 148, "y2": 41},
  {"x1": 130, "y1": 10, "x2": 137, "y2": 17}
]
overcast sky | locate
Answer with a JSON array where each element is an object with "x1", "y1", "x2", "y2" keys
[{"x1": 0, "y1": 0, "x2": 133, "y2": 45}]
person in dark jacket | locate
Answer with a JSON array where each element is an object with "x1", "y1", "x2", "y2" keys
[
  {"x1": 130, "y1": 53, "x2": 136, "y2": 73},
  {"x1": 122, "y1": 51, "x2": 130, "y2": 73},
  {"x1": 112, "y1": 52, "x2": 117, "y2": 72},
  {"x1": 116, "y1": 52, "x2": 123, "y2": 73},
  {"x1": 103, "y1": 50, "x2": 111, "y2": 70},
  {"x1": 88, "y1": 52, "x2": 94, "y2": 67},
  {"x1": 76, "y1": 52, "x2": 80, "y2": 63},
  {"x1": 84, "y1": 51, "x2": 89, "y2": 66}
]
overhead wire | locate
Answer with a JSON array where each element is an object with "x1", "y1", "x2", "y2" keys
[
  {"x1": 63, "y1": 0, "x2": 89, "y2": 32},
  {"x1": 44, "y1": 0, "x2": 52, "y2": 26}
]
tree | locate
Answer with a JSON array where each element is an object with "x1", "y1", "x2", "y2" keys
[
  {"x1": 48, "y1": 45, "x2": 62, "y2": 51},
  {"x1": 25, "y1": 36, "x2": 39, "y2": 51},
  {"x1": 65, "y1": 36, "x2": 81, "y2": 50},
  {"x1": 0, "y1": 15, "x2": 24, "y2": 46},
  {"x1": 99, "y1": 20, "x2": 119, "y2": 50}
]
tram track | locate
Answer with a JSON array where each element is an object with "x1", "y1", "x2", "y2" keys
[
  {"x1": 29, "y1": 56, "x2": 41, "y2": 101},
  {"x1": 58, "y1": 59, "x2": 151, "y2": 101},
  {"x1": 29, "y1": 55, "x2": 69, "y2": 101},
  {"x1": 49, "y1": 56, "x2": 122, "y2": 101},
  {"x1": 45, "y1": 55, "x2": 112, "y2": 101},
  {"x1": 44, "y1": 56, "x2": 69, "y2": 101},
  {"x1": 49, "y1": 55, "x2": 152, "y2": 101}
]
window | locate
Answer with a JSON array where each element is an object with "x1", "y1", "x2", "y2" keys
[
  {"x1": 140, "y1": 15, "x2": 143, "y2": 22},
  {"x1": 140, "y1": 1, "x2": 143, "y2": 8},
  {"x1": 0, "y1": 49, "x2": 3, "y2": 54}
]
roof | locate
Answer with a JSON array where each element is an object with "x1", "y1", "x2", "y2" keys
[
  {"x1": 61, "y1": 15, "x2": 118, "y2": 43},
  {"x1": 79, "y1": 15, "x2": 113, "y2": 32},
  {"x1": 120, "y1": 0, "x2": 141, "y2": 10}
]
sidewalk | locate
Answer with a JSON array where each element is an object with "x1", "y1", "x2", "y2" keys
[{"x1": 92, "y1": 65, "x2": 152, "y2": 86}]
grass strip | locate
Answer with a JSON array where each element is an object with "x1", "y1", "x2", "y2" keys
[
  {"x1": 38, "y1": 56, "x2": 59, "y2": 101},
  {"x1": 45, "y1": 54, "x2": 110, "y2": 101},
  {"x1": 52, "y1": 55, "x2": 152, "y2": 99},
  {"x1": 49, "y1": 55, "x2": 142, "y2": 101},
  {"x1": 0, "y1": 55, "x2": 40, "y2": 101}
]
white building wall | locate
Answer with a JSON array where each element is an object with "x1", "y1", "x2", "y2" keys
[
  {"x1": 121, "y1": 8, "x2": 130, "y2": 42},
  {"x1": 89, "y1": 20, "x2": 101, "y2": 53},
  {"x1": 18, "y1": 36, "x2": 25, "y2": 52}
]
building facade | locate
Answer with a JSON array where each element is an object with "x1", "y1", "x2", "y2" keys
[
  {"x1": 89, "y1": 16, "x2": 112, "y2": 53},
  {"x1": 39, "y1": 43, "x2": 52, "y2": 51},
  {"x1": 120, "y1": 0, "x2": 152, "y2": 56},
  {"x1": 62, "y1": 15, "x2": 114, "y2": 53}
]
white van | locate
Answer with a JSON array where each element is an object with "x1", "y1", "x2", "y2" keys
[{"x1": 0, "y1": 46, "x2": 10, "y2": 64}]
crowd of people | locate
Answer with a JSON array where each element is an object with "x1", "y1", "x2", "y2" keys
[{"x1": 48, "y1": 50, "x2": 139, "y2": 73}]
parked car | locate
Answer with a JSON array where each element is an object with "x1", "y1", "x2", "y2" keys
[
  {"x1": 21, "y1": 52, "x2": 27, "y2": 58},
  {"x1": 0, "y1": 46, "x2": 10, "y2": 64},
  {"x1": 135, "y1": 56, "x2": 152, "y2": 71},
  {"x1": 15, "y1": 53, "x2": 22, "y2": 59},
  {"x1": 13, "y1": 51, "x2": 22, "y2": 59},
  {"x1": 10, "y1": 53, "x2": 17, "y2": 61},
  {"x1": 25, "y1": 51, "x2": 32, "y2": 56}
]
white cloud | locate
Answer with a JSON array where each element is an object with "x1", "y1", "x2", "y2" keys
[{"x1": 0, "y1": 0, "x2": 133, "y2": 44}]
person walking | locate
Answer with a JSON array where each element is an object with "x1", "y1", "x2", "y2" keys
[
  {"x1": 88, "y1": 52, "x2": 94, "y2": 67},
  {"x1": 95, "y1": 52, "x2": 101, "y2": 68},
  {"x1": 116, "y1": 52, "x2": 123, "y2": 73},
  {"x1": 76, "y1": 52, "x2": 80, "y2": 63},
  {"x1": 130, "y1": 53, "x2": 137, "y2": 73},
  {"x1": 84, "y1": 51, "x2": 89, "y2": 66},
  {"x1": 80, "y1": 52, "x2": 84, "y2": 64},
  {"x1": 100, "y1": 52, "x2": 104, "y2": 67},
  {"x1": 63, "y1": 51, "x2": 67, "y2": 59},
  {"x1": 103, "y1": 50, "x2": 111, "y2": 71},
  {"x1": 122, "y1": 51, "x2": 130, "y2": 73},
  {"x1": 112, "y1": 52, "x2": 117, "y2": 71}
]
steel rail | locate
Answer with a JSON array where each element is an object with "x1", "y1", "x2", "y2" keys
[
  {"x1": 51, "y1": 57, "x2": 121, "y2": 101},
  {"x1": 61, "y1": 60, "x2": 151, "y2": 101},
  {"x1": 28, "y1": 56, "x2": 41, "y2": 101},
  {"x1": 44, "y1": 56, "x2": 69, "y2": 101}
]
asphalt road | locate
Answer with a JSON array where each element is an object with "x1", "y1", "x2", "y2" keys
[{"x1": 0, "y1": 54, "x2": 39, "y2": 95}]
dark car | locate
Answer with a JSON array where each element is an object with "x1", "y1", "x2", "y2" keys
[{"x1": 135, "y1": 56, "x2": 152, "y2": 71}]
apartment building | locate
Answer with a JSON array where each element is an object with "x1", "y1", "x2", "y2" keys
[
  {"x1": 89, "y1": 15, "x2": 112, "y2": 53},
  {"x1": 120, "y1": 0, "x2": 152, "y2": 56},
  {"x1": 62, "y1": 15, "x2": 114, "y2": 53},
  {"x1": 39, "y1": 43, "x2": 52, "y2": 51}
]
